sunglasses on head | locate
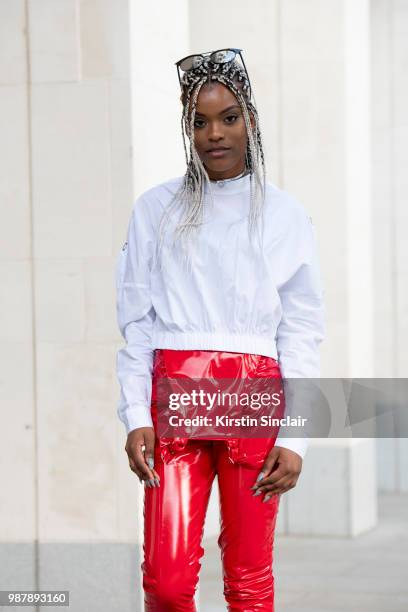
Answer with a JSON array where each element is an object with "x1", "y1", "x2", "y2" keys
[{"x1": 175, "y1": 47, "x2": 252, "y2": 99}]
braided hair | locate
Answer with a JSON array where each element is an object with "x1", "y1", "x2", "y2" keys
[{"x1": 156, "y1": 55, "x2": 267, "y2": 272}]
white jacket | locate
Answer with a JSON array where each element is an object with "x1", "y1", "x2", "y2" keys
[{"x1": 115, "y1": 172, "x2": 325, "y2": 459}]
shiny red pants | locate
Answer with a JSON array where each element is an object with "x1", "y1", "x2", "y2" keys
[{"x1": 142, "y1": 349, "x2": 282, "y2": 611}]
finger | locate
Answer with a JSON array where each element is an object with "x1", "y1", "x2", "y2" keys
[
  {"x1": 251, "y1": 447, "x2": 280, "y2": 490},
  {"x1": 133, "y1": 446, "x2": 157, "y2": 486},
  {"x1": 260, "y1": 447, "x2": 280, "y2": 477},
  {"x1": 125, "y1": 433, "x2": 158, "y2": 486},
  {"x1": 263, "y1": 483, "x2": 293, "y2": 500},
  {"x1": 142, "y1": 433, "x2": 161, "y2": 487},
  {"x1": 152, "y1": 468, "x2": 161, "y2": 483},
  {"x1": 136, "y1": 445, "x2": 153, "y2": 482},
  {"x1": 128, "y1": 457, "x2": 144, "y2": 483},
  {"x1": 253, "y1": 473, "x2": 289, "y2": 495},
  {"x1": 144, "y1": 455, "x2": 160, "y2": 482},
  {"x1": 252, "y1": 465, "x2": 286, "y2": 489},
  {"x1": 260, "y1": 476, "x2": 295, "y2": 495},
  {"x1": 143, "y1": 451, "x2": 160, "y2": 487},
  {"x1": 263, "y1": 490, "x2": 286, "y2": 502}
]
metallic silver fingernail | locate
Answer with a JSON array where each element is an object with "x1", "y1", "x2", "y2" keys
[
  {"x1": 150, "y1": 479, "x2": 156, "y2": 487},
  {"x1": 147, "y1": 458, "x2": 154, "y2": 470},
  {"x1": 263, "y1": 495, "x2": 271, "y2": 503},
  {"x1": 253, "y1": 489, "x2": 262, "y2": 497},
  {"x1": 144, "y1": 480, "x2": 150, "y2": 487},
  {"x1": 256, "y1": 472, "x2": 265, "y2": 482},
  {"x1": 155, "y1": 478, "x2": 160, "y2": 486}
]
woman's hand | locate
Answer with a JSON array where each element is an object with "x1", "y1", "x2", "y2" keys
[
  {"x1": 125, "y1": 427, "x2": 161, "y2": 487},
  {"x1": 250, "y1": 446, "x2": 302, "y2": 501}
]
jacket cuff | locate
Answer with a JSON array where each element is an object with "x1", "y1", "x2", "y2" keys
[
  {"x1": 119, "y1": 406, "x2": 154, "y2": 434},
  {"x1": 274, "y1": 436, "x2": 309, "y2": 460}
]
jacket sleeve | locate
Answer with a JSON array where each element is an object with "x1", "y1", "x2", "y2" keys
[
  {"x1": 115, "y1": 195, "x2": 156, "y2": 434},
  {"x1": 274, "y1": 206, "x2": 326, "y2": 459}
]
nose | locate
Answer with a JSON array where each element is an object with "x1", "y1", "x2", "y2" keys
[{"x1": 208, "y1": 120, "x2": 225, "y2": 142}]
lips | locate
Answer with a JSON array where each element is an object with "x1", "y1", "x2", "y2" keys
[
  {"x1": 207, "y1": 147, "x2": 230, "y2": 152},
  {"x1": 207, "y1": 147, "x2": 230, "y2": 158}
]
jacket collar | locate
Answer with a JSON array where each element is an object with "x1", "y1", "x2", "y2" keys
[{"x1": 204, "y1": 171, "x2": 252, "y2": 195}]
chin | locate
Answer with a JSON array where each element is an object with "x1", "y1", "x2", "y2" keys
[
  {"x1": 204, "y1": 159, "x2": 233, "y2": 172},
  {"x1": 206, "y1": 163, "x2": 229, "y2": 173}
]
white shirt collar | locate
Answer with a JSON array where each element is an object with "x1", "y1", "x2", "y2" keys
[{"x1": 204, "y1": 172, "x2": 252, "y2": 195}]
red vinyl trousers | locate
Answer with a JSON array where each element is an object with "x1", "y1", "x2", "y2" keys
[{"x1": 142, "y1": 349, "x2": 283, "y2": 611}]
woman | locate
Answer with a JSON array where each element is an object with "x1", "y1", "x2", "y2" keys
[{"x1": 116, "y1": 48, "x2": 325, "y2": 611}]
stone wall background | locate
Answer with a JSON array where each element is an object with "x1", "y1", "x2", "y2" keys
[{"x1": 0, "y1": 1, "x2": 407, "y2": 610}]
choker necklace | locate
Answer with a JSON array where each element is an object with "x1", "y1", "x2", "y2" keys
[{"x1": 210, "y1": 170, "x2": 250, "y2": 184}]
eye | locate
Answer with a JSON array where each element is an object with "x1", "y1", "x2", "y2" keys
[
  {"x1": 225, "y1": 114, "x2": 238, "y2": 124},
  {"x1": 194, "y1": 119, "x2": 206, "y2": 129}
]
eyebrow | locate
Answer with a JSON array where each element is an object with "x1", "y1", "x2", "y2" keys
[{"x1": 194, "y1": 105, "x2": 241, "y2": 117}]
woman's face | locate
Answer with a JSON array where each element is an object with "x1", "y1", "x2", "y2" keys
[{"x1": 188, "y1": 81, "x2": 254, "y2": 180}]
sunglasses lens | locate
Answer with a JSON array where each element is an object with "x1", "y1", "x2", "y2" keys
[
  {"x1": 210, "y1": 49, "x2": 236, "y2": 64},
  {"x1": 179, "y1": 55, "x2": 203, "y2": 71}
]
